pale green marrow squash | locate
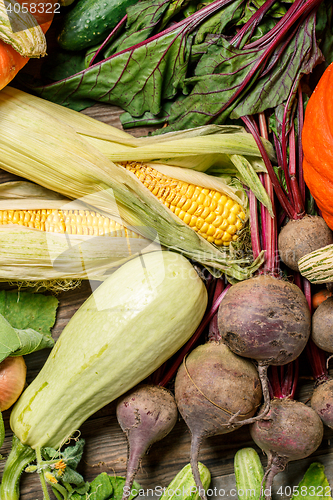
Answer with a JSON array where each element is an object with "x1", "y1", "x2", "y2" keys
[{"x1": 10, "y1": 250, "x2": 208, "y2": 450}]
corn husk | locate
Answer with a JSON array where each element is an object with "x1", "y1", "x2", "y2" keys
[
  {"x1": 0, "y1": 0, "x2": 46, "y2": 57},
  {"x1": 12, "y1": 90, "x2": 274, "y2": 213},
  {"x1": 0, "y1": 181, "x2": 159, "y2": 282},
  {"x1": 0, "y1": 87, "x2": 266, "y2": 281}
]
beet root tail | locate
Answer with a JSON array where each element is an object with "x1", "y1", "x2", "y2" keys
[
  {"x1": 121, "y1": 443, "x2": 146, "y2": 500},
  {"x1": 262, "y1": 453, "x2": 288, "y2": 500},
  {"x1": 190, "y1": 434, "x2": 207, "y2": 500}
]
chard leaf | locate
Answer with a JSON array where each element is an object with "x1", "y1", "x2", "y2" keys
[
  {"x1": 231, "y1": 11, "x2": 323, "y2": 119},
  {"x1": 42, "y1": 50, "x2": 87, "y2": 82},
  {"x1": 316, "y1": 0, "x2": 333, "y2": 66},
  {"x1": 155, "y1": 37, "x2": 264, "y2": 130},
  {"x1": 102, "y1": 0, "x2": 172, "y2": 59},
  {"x1": 0, "y1": 290, "x2": 58, "y2": 335},
  {"x1": 36, "y1": 24, "x2": 192, "y2": 114},
  {"x1": 32, "y1": 0, "x2": 240, "y2": 113},
  {"x1": 158, "y1": 3, "x2": 323, "y2": 132}
]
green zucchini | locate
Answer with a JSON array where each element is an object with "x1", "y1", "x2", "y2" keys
[
  {"x1": 234, "y1": 447, "x2": 264, "y2": 500},
  {"x1": 57, "y1": 0, "x2": 138, "y2": 51},
  {"x1": 10, "y1": 250, "x2": 207, "y2": 451},
  {"x1": 298, "y1": 244, "x2": 333, "y2": 284},
  {"x1": 159, "y1": 463, "x2": 211, "y2": 500}
]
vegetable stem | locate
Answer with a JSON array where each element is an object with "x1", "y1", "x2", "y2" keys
[
  {"x1": 0, "y1": 435, "x2": 36, "y2": 500},
  {"x1": 297, "y1": 85, "x2": 306, "y2": 204},
  {"x1": 36, "y1": 447, "x2": 52, "y2": 500},
  {"x1": 241, "y1": 116, "x2": 296, "y2": 220}
]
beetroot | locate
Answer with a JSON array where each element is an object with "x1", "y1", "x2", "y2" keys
[
  {"x1": 250, "y1": 399, "x2": 324, "y2": 499},
  {"x1": 311, "y1": 379, "x2": 333, "y2": 429},
  {"x1": 217, "y1": 274, "x2": 311, "y2": 413},
  {"x1": 278, "y1": 215, "x2": 333, "y2": 272},
  {"x1": 311, "y1": 297, "x2": 333, "y2": 352},
  {"x1": 116, "y1": 384, "x2": 178, "y2": 499},
  {"x1": 174, "y1": 340, "x2": 262, "y2": 500}
]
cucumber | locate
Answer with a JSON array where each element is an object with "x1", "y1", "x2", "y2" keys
[
  {"x1": 234, "y1": 448, "x2": 264, "y2": 500},
  {"x1": 57, "y1": 0, "x2": 138, "y2": 51},
  {"x1": 159, "y1": 463, "x2": 211, "y2": 500}
]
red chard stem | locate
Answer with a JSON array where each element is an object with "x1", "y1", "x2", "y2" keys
[{"x1": 241, "y1": 116, "x2": 296, "y2": 220}]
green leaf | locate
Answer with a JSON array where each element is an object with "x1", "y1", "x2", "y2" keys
[
  {"x1": 229, "y1": 154, "x2": 273, "y2": 216},
  {"x1": 61, "y1": 466, "x2": 85, "y2": 486},
  {"x1": 0, "y1": 314, "x2": 21, "y2": 363},
  {"x1": 292, "y1": 463, "x2": 333, "y2": 500},
  {"x1": 88, "y1": 472, "x2": 113, "y2": 500},
  {"x1": 109, "y1": 476, "x2": 141, "y2": 500},
  {"x1": 13, "y1": 328, "x2": 54, "y2": 356},
  {"x1": 61, "y1": 439, "x2": 85, "y2": 470},
  {"x1": 0, "y1": 290, "x2": 58, "y2": 335}
]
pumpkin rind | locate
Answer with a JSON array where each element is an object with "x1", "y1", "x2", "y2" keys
[{"x1": 302, "y1": 63, "x2": 333, "y2": 229}]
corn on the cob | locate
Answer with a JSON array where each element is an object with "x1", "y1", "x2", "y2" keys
[
  {"x1": 0, "y1": 86, "x2": 267, "y2": 281},
  {"x1": 122, "y1": 162, "x2": 246, "y2": 246},
  {"x1": 0, "y1": 209, "x2": 142, "y2": 238}
]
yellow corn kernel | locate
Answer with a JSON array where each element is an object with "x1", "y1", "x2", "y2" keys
[
  {"x1": 122, "y1": 162, "x2": 246, "y2": 246},
  {"x1": 0, "y1": 209, "x2": 141, "y2": 238}
]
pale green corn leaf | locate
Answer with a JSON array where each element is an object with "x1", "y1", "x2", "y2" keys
[{"x1": 229, "y1": 154, "x2": 273, "y2": 216}]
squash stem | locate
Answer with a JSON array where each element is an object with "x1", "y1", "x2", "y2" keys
[
  {"x1": 36, "y1": 447, "x2": 52, "y2": 500},
  {"x1": 0, "y1": 435, "x2": 36, "y2": 500}
]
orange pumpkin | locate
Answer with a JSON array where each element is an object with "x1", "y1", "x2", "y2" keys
[
  {"x1": 0, "y1": 0, "x2": 55, "y2": 91},
  {"x1": 302, "y1": 62, "x2": 333, "y2": 230}
]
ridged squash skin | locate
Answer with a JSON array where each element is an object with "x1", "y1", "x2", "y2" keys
[
  {"x1": 10, "y1": 251, "x2": 208, "y2": 450},
  {"x1": 302, "y1": 63, "x2": 333, "y2": 230}
]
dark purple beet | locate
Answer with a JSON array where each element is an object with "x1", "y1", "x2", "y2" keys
[
  {"x1": 250, "y1": 398, "x2": 324, "y2": 500},
  {"x1": 311, "y1": 378, "x2": 333, "y2": 429},
  {"x1": 175, "y1": 340, "x2": 262, "y2": 500},
  {"x1": 217, "y1": 274, "x2": 311, "y2": 414},
  {"x1": 116, "y1": 384, "x2": 178, "y2": 500}
]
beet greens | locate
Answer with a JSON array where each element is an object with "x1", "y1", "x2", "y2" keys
[{"x1": 30, "y1": 0, "x2": 328, "y2": 134}]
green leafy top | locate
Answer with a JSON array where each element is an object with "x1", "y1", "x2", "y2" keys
[{"x1": 0, "y1": 290, "x2": 58, "y2": 363}]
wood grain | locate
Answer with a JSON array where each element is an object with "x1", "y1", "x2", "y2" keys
[{"x1": 0, "y1": 107, "x2": 333, "y2": 500}]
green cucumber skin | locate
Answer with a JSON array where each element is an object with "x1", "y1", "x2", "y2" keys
[
  {"x1": 10, "y1": 251, "x2": 207, "y2": 451},
  {"x1": 159, "y1": 463, "x2": 211, "y2": 500},
  {"x1": 57, "y1": 0, "x2": 137, "y2": 51},
  {"x1": 234, "y1": 448, "x2": 264, "y2": 500}
]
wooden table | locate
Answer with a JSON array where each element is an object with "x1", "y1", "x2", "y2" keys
[{"x1": 0, "y1": 104, "x2": 332, "y2": 500}]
